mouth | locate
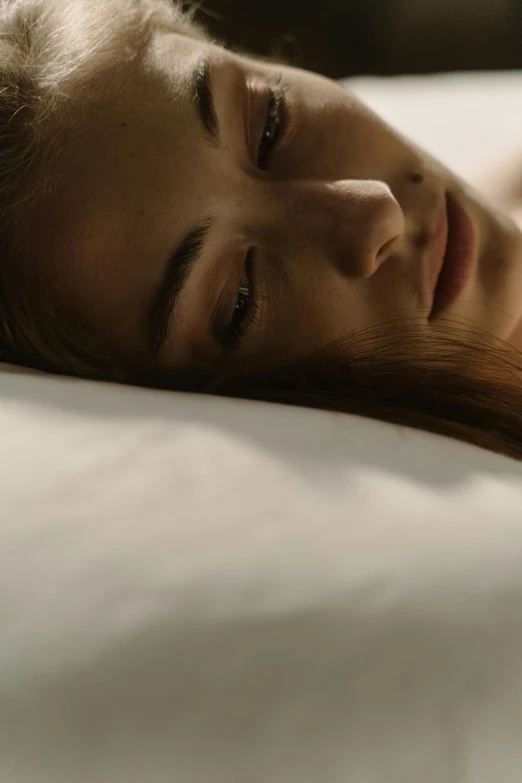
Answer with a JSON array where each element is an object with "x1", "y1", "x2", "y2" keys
[{"x1": 428, "y1": 193, "x2": 476, "y2": 320}]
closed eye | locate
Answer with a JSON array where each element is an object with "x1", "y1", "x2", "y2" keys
[
  {"x1": 257, "y1": 77, "x2": 288, "y2": 170},
  {"x1": 221, "y1": 249, "x2": 261, "y2": 349}
]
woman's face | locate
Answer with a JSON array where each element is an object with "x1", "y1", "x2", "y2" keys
[{"x1": 31, "y1": 27, "x2": 522, "y2": 375}]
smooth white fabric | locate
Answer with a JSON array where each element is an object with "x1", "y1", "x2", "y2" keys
[{"x1": 1, "y1": 71, "x2": 522, "y2": 782}]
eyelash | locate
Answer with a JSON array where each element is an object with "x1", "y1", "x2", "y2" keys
[
  {"x1": 224, "y1": 249, "x2": 263, "y2": 350},
  {"x1": 257, "y1": 79, "x2": 287, "y2": 170}
]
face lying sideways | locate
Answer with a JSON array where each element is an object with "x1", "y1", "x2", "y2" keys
[{"x1": 29, "y1": 27, "x2": 522, "y2": 377}]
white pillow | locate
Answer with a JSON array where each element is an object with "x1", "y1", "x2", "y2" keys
[
  {"x1": 1, "y1": 71, "x2": 522, "y2": 782},
  {"x1": 2, "y1": 369, "x2": 522, "y2": 783}
]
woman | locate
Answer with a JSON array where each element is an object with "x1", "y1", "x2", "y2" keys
[{"x1": 1, "y1": 0, "x2": 522, "y2": 459}]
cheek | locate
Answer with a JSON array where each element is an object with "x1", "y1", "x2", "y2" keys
[
  {"x1": 278, "y1": 277, "x2": 374, "y2": 359},
  {"x1": 308, "y1": 87, "x2": 416, "y2": 181}
]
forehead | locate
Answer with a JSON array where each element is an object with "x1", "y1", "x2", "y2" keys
[
  {"x1": 29, "y1": 31, "x2": 215, "y2": 348},
  {"x1": 78, "y1": 29, "x2": 207, "y2": 139}
]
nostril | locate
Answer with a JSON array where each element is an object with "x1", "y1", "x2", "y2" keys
[{"x1": 377, "y1": 235, "x2": 398, "y2": 261}]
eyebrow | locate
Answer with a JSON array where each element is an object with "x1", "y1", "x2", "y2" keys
[
  {"x1": 146, "y1": 58, "x2": 221, "y2": 355},
  {"x1": 194, "y1": 55, "x2": 220, "y2": 146},
  {"x1": 147, "y1": 222, "x2": 213, "y2": 355}
]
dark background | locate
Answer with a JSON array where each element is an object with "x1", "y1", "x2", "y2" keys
[{"x1": 194, "y1": 0, "x2": 522, "y2": 79}]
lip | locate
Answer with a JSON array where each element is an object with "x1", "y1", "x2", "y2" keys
[{"x1": 428, "y1": 194, "x2": 476, "y2": 320}]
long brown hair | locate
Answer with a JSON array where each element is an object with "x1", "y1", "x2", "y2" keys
[
  {"x1": 125, "y1": 311, "x2": 522, "y2": 464},
  {"x1": 1, "y1": 0, "x2": 522, "y2": 464}
]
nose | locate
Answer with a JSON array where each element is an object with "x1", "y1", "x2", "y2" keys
[{"x1": 270, "y1": 178, "x2": 405, "y2": 278}]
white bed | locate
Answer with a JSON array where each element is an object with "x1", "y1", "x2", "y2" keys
[{"x1": 1, "y1": 70, "x2": 522, "y2": 783}]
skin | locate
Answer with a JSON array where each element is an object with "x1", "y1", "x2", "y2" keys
[
  {"x1": 27, "y1": 27, "x2": 522, "y2": 377},
  {"x1": 471, "y1": 150, "x2": 522, "y2": 231}
]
